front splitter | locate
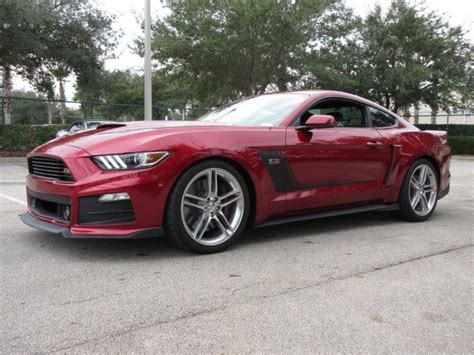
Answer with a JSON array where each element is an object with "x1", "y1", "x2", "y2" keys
[{"x1": 19, "y1": 212, "x2": 163, "y2": 239}]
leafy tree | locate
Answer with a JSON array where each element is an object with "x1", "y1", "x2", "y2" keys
[
  {"x1": 9, "y1": 90, "x2": 50, "y2": 125},
  {"x1": 146, "y1": 0, "x2": 343, "y2": 107},
  {"x1": 75, "y1": 69, "x2": 190, "y2": 120},
  {"x1": 458, "y1": 63, "x2": 474, "y2": 112},
  {"x1": 308, "y1": 0, "x2": 473, "y2": 115},
  {"x1": 0, "y1": 0, "x2": 117, "y2": 124},
  {"x1": 420, "y1": 22, "x2": 473, "y2": 121}
]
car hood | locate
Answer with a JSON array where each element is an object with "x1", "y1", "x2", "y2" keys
[{"x1": 32, "y1": 120, "x2": 250, "y2": 156}]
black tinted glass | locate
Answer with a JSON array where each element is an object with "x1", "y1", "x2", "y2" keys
[{"x1": 369, "y1": 107, "x2": 397, "y2": 127}]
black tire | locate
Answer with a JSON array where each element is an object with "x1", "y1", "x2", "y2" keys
[
  {"x1": 395, "y1": 158, "x2": 439, "y2": 222},
  {"x1": 164, "y1": 160, "x2": 250, "y2": 254}
]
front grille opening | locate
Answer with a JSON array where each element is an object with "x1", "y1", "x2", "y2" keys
[
  {"x1": 29, "y1": 195, "x2": 70, "y2": 222},
  {"x1": 37, "y1": 199, "x2": 58, "y2": 215},
  {"x1": 28, "y1": 156, "x2": 74, "y2": 182}
]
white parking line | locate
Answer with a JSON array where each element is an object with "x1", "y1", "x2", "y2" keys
[{"x1": 0, "y1": 192, "x2": 27, "y2": 206}]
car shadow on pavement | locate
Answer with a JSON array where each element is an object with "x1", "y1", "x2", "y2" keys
[
  {"x1": 242, "y1": 211, "x2": 404, "y2": 245},
  {"x1": 20, "y1": 210, "x2": 426, "y2": 260}
]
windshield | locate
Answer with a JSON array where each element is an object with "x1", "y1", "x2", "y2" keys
[{"x1": 198, "y1": 93, "x2": 309, "y2": 126}]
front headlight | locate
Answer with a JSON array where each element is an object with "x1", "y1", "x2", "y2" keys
[{"x1": 92, "y1": 151, "x2": 170, "y2": 171}]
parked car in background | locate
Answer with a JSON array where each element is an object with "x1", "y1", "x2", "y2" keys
[
  {"x1": 56, "y1": 120, "x2": 114, "y2": 138},
  {"x1": 21, "y1": 91, "x2": 451, "y2": 254}
]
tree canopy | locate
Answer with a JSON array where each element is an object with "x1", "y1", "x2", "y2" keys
[
  {"x1": 1, "y1": 0, "x2": 117, "y2": 123},
  {"x1": 2, "y1": 0, "x2": 472, "y2": 124},
  {"x1": 147, "y1": 0, "x2": 347, "y2": 107},
  {"x1": 147, "y1": 0, "x2": 472, "y2": 114}
]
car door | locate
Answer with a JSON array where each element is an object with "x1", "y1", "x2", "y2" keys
[{"x1": 284, "y1": 98, "x2": 390, "y2": 213}]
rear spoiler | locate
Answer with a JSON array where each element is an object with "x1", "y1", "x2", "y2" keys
[
  {"x1": 423, "y1": 130, "x2": 447, "y2": 139},
  {"x1": 96, "y1": 123, "x2": 127, "y2": 130}
]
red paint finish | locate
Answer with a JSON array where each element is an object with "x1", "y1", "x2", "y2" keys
[
  {"x1": 23, "y1": 90, "x2": 451, "y2": 237},
  {"x1": 285, "y1": 127, "x2": 389, "y2": 212}
]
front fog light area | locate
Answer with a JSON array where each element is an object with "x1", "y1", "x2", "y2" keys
[
  {"x1": 98, "y1": 192, "x2": 130, "y2": 203},
  {"x1": 63, "y1": 205, "x2": 70, "y2": 220}
]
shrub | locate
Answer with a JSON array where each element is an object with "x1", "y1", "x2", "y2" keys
[
  {"x1": 448, "y1": 136, "x2": 474, "y2": 155},
  {"x1": 0, "y1": 124, "x2": 67, "y2": 154},
  {"x1": 1, "y1": 123, "x2": 473, "y2": 156},
  {"x1": 416, "y1": 124, "x2": 474, "y2": 137}
]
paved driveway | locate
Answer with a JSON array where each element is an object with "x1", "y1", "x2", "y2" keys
[{"x1": 0, "y1": 157, "x2": 472, "y2": 353}]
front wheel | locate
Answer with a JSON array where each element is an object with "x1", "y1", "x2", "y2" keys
[
  {"x1": 165, "y1": 160, "x2": 249, "y2": 253},
  {"x1": 396, "y1": 159, "x2": 439, "y2": 222}
]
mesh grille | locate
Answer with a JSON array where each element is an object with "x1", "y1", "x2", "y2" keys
[{"x1": 28, "y1": 156, "x2": 74, "y2": 182}]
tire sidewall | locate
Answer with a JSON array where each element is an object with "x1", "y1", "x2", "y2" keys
[{"x1": 166, "y1": 160, "x2": 250, "y2": 253}]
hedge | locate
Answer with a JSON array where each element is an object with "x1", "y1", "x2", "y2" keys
[
  {"x1": 416, "y1": 124, "x2": 474, "y2": 137},
  {"x1": 0, "y1": 124, "x2": 67, "y2": 154},
  {"x1": 1, "y1": 123, "x2": 473, "y2": 155},
  {"x1": 448, "y1": 136, "x2": 474, "y2": 155}
]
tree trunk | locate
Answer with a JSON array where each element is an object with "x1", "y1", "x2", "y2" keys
[
  {"x1": 3, "y1": 66, "x2": 13, "y2": 125},
  {"x1": 47, "y1": 101, "x2": 54, "y2": 124},
  {"x1": 414, "y1": 102, "x2": 419, "y2": 125},
  {"x1": 58, "y1": 78, "x2": 67, "y2": 124},
  {"x1": 384, "y1": 94, "x2": 390, "y2": 109},
  {"x1": 430, "y1": 108, "x2": 437, "y2": 125}
]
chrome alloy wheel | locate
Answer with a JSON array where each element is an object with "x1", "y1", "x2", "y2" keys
[
  {"x1": 180, "y1": 168, "x2": 245, "y2": 246},
  {"x1": 409, "y1": 164, "x2": 437, "y2": 216}
]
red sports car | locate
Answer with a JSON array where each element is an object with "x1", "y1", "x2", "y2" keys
[{"x1": 20, "y1": 91, "x2": 451, "y2": 253}]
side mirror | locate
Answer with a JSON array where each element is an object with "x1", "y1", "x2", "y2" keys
[{"x1": 296, "y1": 114, "x2": 336, "y2": 131}]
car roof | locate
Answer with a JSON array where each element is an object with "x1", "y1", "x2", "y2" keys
[{"x1": 278, "y1": 90, "x2": 400, "y2": 116}]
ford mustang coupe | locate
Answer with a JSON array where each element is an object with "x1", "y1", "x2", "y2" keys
[{"x1": 20, "y1": 91, "x2": 451, "y2": 253}]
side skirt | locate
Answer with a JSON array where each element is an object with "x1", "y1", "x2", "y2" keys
[{"x1": 255, "y1": 203, "x2": 399, "y2": 228}]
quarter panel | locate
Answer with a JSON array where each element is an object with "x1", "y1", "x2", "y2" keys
[{"x1": 375, "y1": 127, "x2": 452, "y2": 202}]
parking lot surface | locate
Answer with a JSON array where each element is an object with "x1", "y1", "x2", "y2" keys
[{"x1": 0, "y1": 156, "x2": 472, "y2": 353}]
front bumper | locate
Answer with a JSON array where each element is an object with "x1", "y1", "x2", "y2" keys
[
  {"x1": 21, "y1": 147, "x2": 176, "y2": 239},
  {"x1": 438, "y1": 184, "x2": 450, "y2": 200},
  {"x1": 20, "y1": 212, "x2": 163, "y2": 239}
]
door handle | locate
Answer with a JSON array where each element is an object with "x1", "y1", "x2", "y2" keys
[{"x1": 366, "y1": 141, "x2": 385, "y2": 148}]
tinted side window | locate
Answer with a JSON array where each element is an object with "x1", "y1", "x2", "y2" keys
[
  {"x1": 369, "y1": 107, "x2": 397, "y2": 127},
  {"x1": 302, "y1": 100, "x2": 367, "y2": 127}
]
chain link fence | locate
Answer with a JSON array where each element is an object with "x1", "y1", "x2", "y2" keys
[
  {"x1": 0, "y1": 96, "x2": 203, "y2": 126},
  {"x1": 1, "y1": 95, "x2": 472, "y2": 126}
]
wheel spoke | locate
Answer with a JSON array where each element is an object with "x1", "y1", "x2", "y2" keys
[
  {"x1": 213, "y1": 170, "x2": 219, "y2": 197},
  {"x1": 214, "y1": 212, "x2": 232, "y2": 236},
  {"x1": 206, "y1": 170, "x2": 213, "y2": 198},
  {"x1": 220, "y1": 190, "x2": 242, "y2": 207},
  {"x1": 410, "y1": 176, "x2": 419, "y2": 189},
  {"x1": 419, "y1": 194, "x2": 429, "y2": 213},
  {"x1": 185, "y1": 194, "x2": 207, "y2": 203},
  {"x1": 206, "y1": 169, "x2": 219, "y2": 198},
  {"x1": 418, "y1": 166, "x2": 428, "y2": 185},
  {"x1": 192, "y1": 213, "x2": 211, "y2": 241},
  {"x1": 183, "y1": 194, "x2": 206, "y2": 210},
  {"x1": 183, "y1": 200, "x2": 205, "y2": 210},
  {"x1": 217, "y1": 211, "x2": 232, "y2": 229},
  {"x1": 411, "y1": 193, "x2": 421, "y2": 209}
]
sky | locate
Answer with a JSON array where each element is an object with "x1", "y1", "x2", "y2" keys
[{"x1": 12, "y1": 0, "x2": 474, "y2": 100}]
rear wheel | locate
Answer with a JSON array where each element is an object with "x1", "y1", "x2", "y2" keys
[
  {"x1": 165, "y1": 160, "x2": 249, "y2": 253},
  {"x1": 396, "y1": 159, "x2": 438, "y2": 222}
]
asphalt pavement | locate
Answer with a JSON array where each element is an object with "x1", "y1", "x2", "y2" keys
[{"x1": 0, "y1": 156, "x2": 472, "y2": 353}]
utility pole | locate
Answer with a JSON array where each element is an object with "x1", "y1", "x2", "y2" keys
[{"x1": 144, "y1": 0, "x2": 152, "y2": 121}]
